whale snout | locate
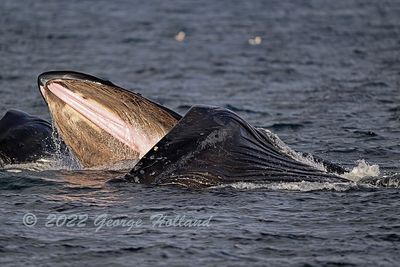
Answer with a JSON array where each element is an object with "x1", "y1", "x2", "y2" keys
[{"x1": 38, "y1": 71, "x2": 114, "y2": 99}]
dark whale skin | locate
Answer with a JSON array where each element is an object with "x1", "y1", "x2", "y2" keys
[
  {"x1": 0, "y1": 110, "x2": 56, "y2": 166},
  {"x1": 126, "y1": 106, "x2": 348, "y2": 188}
]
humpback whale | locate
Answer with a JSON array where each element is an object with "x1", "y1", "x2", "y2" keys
[
  {"x1": 0, "y1": 109, "x2": 56, "y2": 166},
  {"x1": 38, "y1": 71, "x2": 349, "y2": 187}
]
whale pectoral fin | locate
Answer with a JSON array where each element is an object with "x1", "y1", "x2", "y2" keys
[{"x1": 126, "y1": 106, "x2": 346, "y2": 188}]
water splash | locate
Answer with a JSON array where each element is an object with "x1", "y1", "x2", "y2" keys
[
  {"x1": 212, "y1": 181, "x2": 362, "y2": 192},
  {"x1": 343, "y1": 159, "x2": 380, "y2": 182},
  {"x1": 49, "y1": 117, "x2": 81, "y2": 170},
  {"x1": 3, "y1": 126, "x2": 81, "y2": 172}
]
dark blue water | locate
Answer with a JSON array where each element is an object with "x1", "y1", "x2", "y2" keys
[{"x1": 1, "y1": 0, "x2": 400, "y2": 266}]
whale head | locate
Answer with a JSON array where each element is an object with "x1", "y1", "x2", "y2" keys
[{"x1": 38, "y1": 71, "x2": 180, "y2": 168}]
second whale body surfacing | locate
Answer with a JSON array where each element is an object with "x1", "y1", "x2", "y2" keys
[
  {"x1": 38, "y1": 71, "x2": 348, "y2": 188},
  {"x1": 0, "y1": 109, "x2": 57, "y2": 166},
  {"x1": 126, "y1": 105, "x2": 347, "y2": 187}
]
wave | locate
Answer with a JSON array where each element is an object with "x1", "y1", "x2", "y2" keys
[{"x1": 0, "y1": 172, "x2": 58, "y2": 190}]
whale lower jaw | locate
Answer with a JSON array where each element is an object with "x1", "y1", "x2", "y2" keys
[
  {"x1": 126, "y1": 106, "x2": 347, "y2": 188},
  {"x1": 44, "y1": 81, "x2": 150, "y2": 155},
  {"x1": 38, "y1": 71, "x2": 179, "y2": 168}
]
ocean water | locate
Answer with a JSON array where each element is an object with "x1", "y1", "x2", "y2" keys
[{"x1": 1, "y1": 0, "x2": 400, "y2": 266}]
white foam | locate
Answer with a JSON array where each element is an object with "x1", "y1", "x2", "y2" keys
[
  {"x1": 3, "y1": 153, "x2": 80, "y2": 172},
  {"x1": 5, "y1": 169, "x2": 22, "y2": 173},
  {"x1": 3, "y1": 158, "x2": 58, "y2": 172},
  {"x1": 213, "y1": 181, "x2": 359, "y2": 192},
  {"x1": 343, "y1": 159, "x2": 380, "y2": 182}
]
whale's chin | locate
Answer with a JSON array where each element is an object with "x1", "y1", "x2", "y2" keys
[{"x1": 38, "y1": 71, "x2": 179, "y2": 168}]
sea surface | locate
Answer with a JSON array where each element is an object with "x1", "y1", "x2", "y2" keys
[{"x1": 1, "y1": 0, "x2": 400, "y2": 266}]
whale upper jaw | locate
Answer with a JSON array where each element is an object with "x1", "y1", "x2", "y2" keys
[
  {"x1": 38, "y1": 71, "x2": 115, "y2": 89},
  {"x1": 38, "y1": 71, "x2": 179, "y2": 168},
  {"x1": 38, "y1": 71, "x2": 117, "y2": 106}
]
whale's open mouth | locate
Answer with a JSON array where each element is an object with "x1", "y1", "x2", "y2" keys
[{"x1": 38, "y1": 71, "x2": 180, "y2": 168}]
